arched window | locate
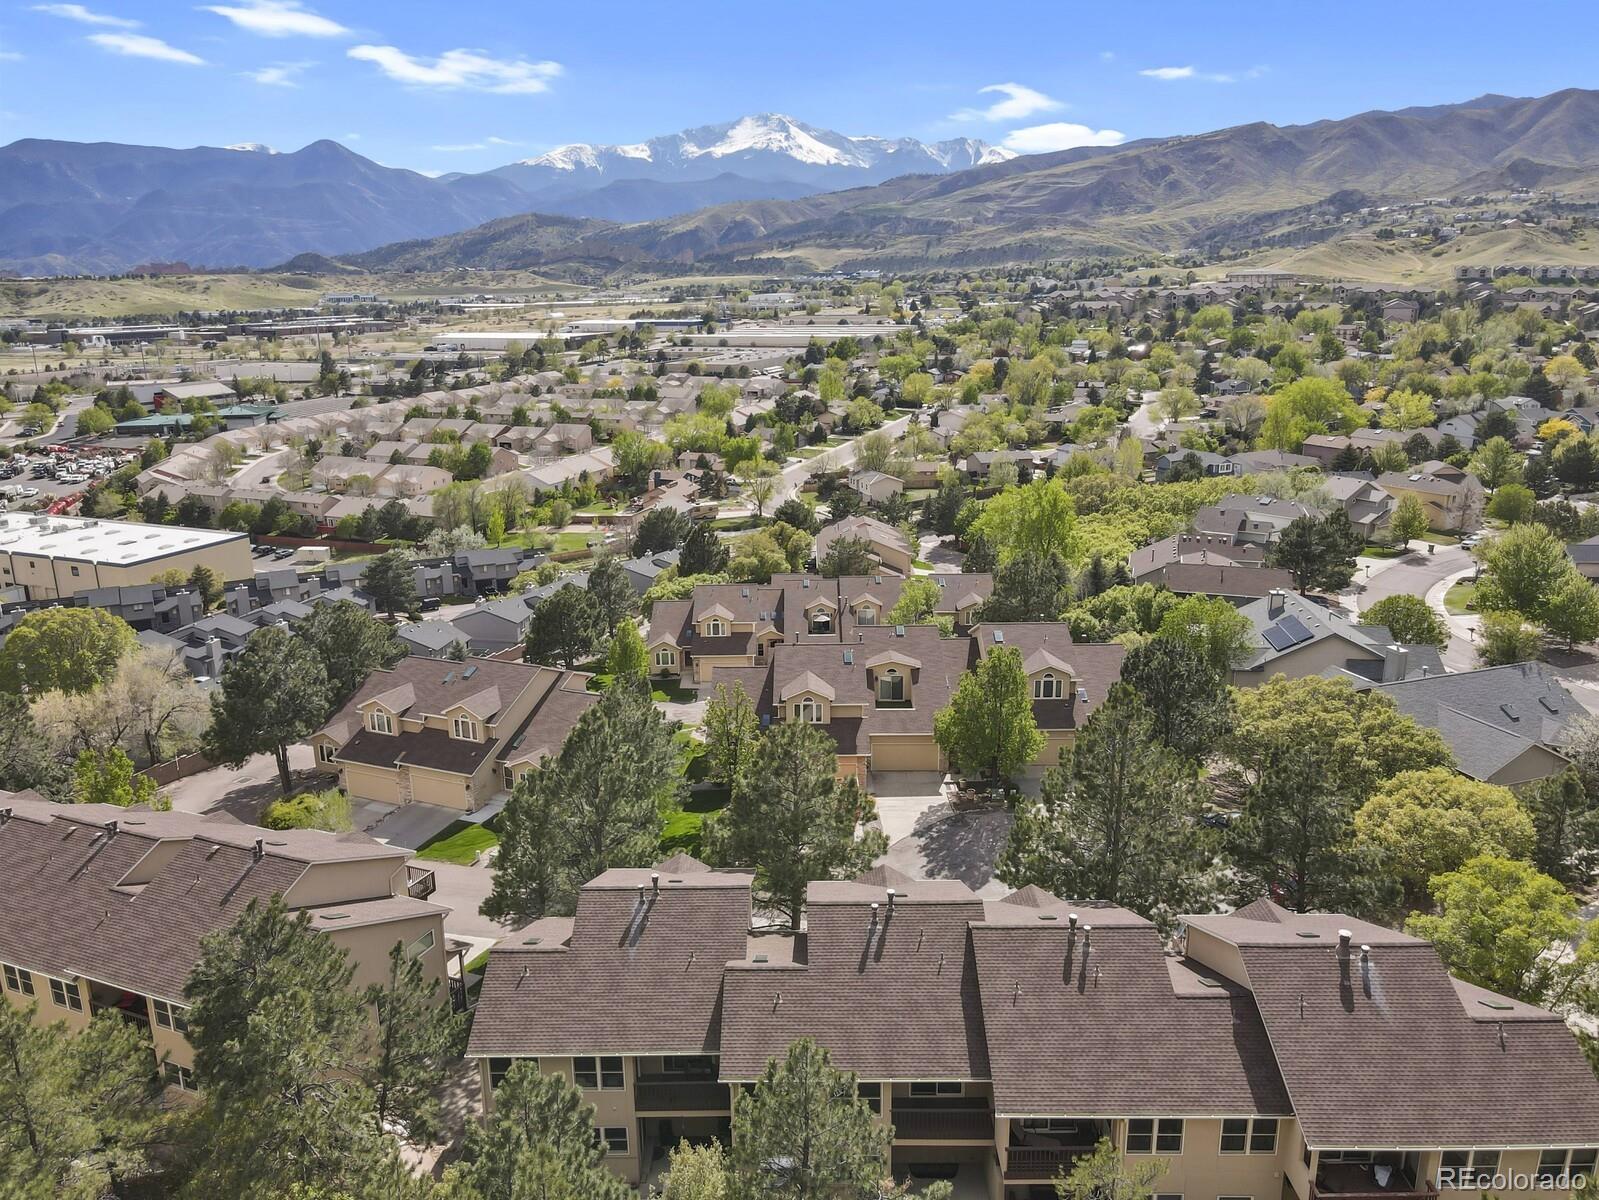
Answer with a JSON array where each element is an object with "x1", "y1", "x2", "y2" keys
[
  {"x1": 705, "y1": 619, "x2": 726, "y2": 637},
  {"x1": 877, "y1": 668, "x2": 904, "y2": 703},
  {"x1": 655, "y1": 649, "x2": 677, "y2": 668},
  {"x1": 856, "y1": 604, "x2": 877, "y2": 626},
  {"x1": 1034, "y1": 673, "x2": 1064, "y2": 700},
  {"x1": 796, "y1": 697, "x2": 821, "y2": 723}
]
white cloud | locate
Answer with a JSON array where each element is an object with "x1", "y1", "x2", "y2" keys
[
  {"x1": 0, "y1": 50, "x2": 20, "y2": 61},
  {"x1": 952, "y1": 81, "x2": 1062, "y2": 123},
  {"x1": 31, "y1": 3, "x2": 138, "y2": 27},
  {"x1": 432, "y1": 136, "x2": 520, "y2": 152},
  {"x1": 200, "y1": 1, "x2": 348, "y2": 38},
  {"x1": 1099, "y1": 50, "x2": 1115, "y2": 61},
  {"x1": 342, "y1": 131, "x2": 360, "y2": 141},
  {"x1": 1001, "y1": 121, "x2": 1126, "y2": 154},
  {"x1": 244, "y1": 60, "x2": 308, "y2": 85},
  {"x1": 348, "y1": 44, "x2": 561, "y2": 94},
  {"x1": 89, "y1": 31, "x2": 205, "y2": 63},
  {"x1": 1139, "y1": 64, "x2": 1256, "y2": 83}
]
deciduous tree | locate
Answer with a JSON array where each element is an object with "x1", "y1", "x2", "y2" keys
[
  {"x1": 702, "y1": 682, "x2": 760, "y2": 787},
  {"x1": 0, "y1": 607, "x2": 135, "y2": 695},
  {"x1": 1359, "y1": 594, "x2": 1449, "y2": 648},
  {"x1": 933, "y1": 645, "x2": 1044, "y2": 783},
  {"x1": 1388, "y1": 493, "x2": 1429, "y2": 547}
]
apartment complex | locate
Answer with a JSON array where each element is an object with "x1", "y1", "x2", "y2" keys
[
  {"x1": 310, "y1": 655, "x2": 599, "y2": 811},
  {"x1": 0, "y1": 792, "x2": 447, "y2": 1092},
  {"x1": 467, "y1": 857, "x2": 1599, "y2": 1198},
  {"x1": 0, "y1": 512, "x2": 252, "y2": 601}
]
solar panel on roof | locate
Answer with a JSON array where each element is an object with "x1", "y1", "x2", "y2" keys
[
  {"x1": 1277, "y1": 615, "x2": 1313, "y2": 645},
  {"x1": 1262, "y1": 624, "x2": 1296, "y2": 652}
]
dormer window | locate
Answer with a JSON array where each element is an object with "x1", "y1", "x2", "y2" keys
[
  {"x1": 856, "y1": 605, "x2": 877, "y2": 626},
  {"x1": 1034, "y1": 673, "x2": 1064, "y2": 700},
  {"x1": 452, "y1": 716, "x2": 479, "y2": 741},
  {"x1": 877, "y1": 668, "x2": 904, "y2": 703},
  {"x1": 368, "y1": 710, "x2": 394, "y2": 735},
  {"x1": 704, "y1": 619, "x2": 726, "y2": 637},
  {"x1": 795, "y1": 698, "x2": 822, "y2": 724}
]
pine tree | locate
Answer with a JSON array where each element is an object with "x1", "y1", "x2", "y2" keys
[
  {"x1": 363, "y1": 549, "x2": 418, "y2": 617},
  {"x1": 680, "y1": 521, "x2": 731, "y2": 575},
  {"x1": 481, "y1": 764, "x2": 571, "y2": 922},
  {"x1": 298, "y1": 599, "x2": 406, "y2": 708},
  {"x1": 525, "y1": 585, "x2": 601, "y2": 669},
  {"x1": 707, "y1": 720, "x2": 886, "y2": 931},
  {"x1": 998, "y1": 685, "x2": 1212, "y2": 928},
  {"x1": 202, "y1": 625, "x2": 330, "y2": 794},
  {"x1": 1119, "y1": 637, "x2": 1231, "y2": 760},
  {"x1": 728, "y1": 1039, "x2": 891, "y2": 1200},
  {"x1": 364, "y1": 942, "x2": 468, "y2": 1145},
  {"x1": 450, "y1": 1063, "x2": 631, "y2": 1200},
  {"x1": 586, "y1": 555, "x2": 638, "y2": 633},
  {"x1": 980, "y1": 551, "x2": 1071, "y2": 621}
]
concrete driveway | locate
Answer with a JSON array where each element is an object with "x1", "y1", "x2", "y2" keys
[
  {"x1": 878, "y1": 804, "x2": 1013, "y2": 898},
  {"x1": 160, "y1": 744, "x2": 323, "y2": 820},
  {"x1": 369, "y1": 802, "x2": 463, "y2": 850}
]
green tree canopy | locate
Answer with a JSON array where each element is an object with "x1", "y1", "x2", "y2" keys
[
  {"x1": 968, "y1": 476, "x2": 1079, "y2": 564},
  {"x1": 933, "y1": 645, "x2": 1044, "y2": 783},
  {"x1": 0, "y1": 607, "x2": 135, "y2": 695},
  {"x1": 728, "y1": 1039, "x2": 890, "y2": 1200},
  {"x1": 1120, "y1": 636, "x2": 1231, "y2": 760},
  {"x1": 998, "y1": 684, "x2": 1212, "y2": 929},
  {"x1": 980, "y1": 550, "x2": 1071, "y2": 622},
  {"x1": 1359, "y1": 594, "x2": 1450, "y2": 648},
  {"x1": 202, "y1": 624, "x2": 330, "y2": 794},
  {"x1": 1268, "y1": 511, "x2": 1363, "y2": 592},
  {"x1": 1155, "y1": 595, "x2": 1254, "y2": 674},
  {"x1": 525, "y1": 585, "x2": 601, "y2": 669},
  {"x1": 702, "y1": 681, "x2": 760, "y2": 787},
  {"x1": 297, "y1": 599, "x2": 406, "y2": 709},
  {"x1": 362, "y1": 548, "x2": 418, "y2": 617},
  {"x1": 706, "y1": 720, "x2": 886, "y2": 931},
  {"x1": 1353, "y1": 768, "x2": 1535, "y2": 907}
]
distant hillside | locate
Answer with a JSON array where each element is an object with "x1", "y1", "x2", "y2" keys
[
  {"x1": 0, "y1": 139, "x2": 535, "y2": 276},
  {"x1": 349, "y1": 88, "x2": 1599, "y2": 274}
]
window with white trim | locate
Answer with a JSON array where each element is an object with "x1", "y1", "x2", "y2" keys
[
  {"x1": 152, "y1": 999, "x2": 189, "y2": 1033},
  {"x1": 368, "y1": 709, "x2": 394, "y2": 735},
  {"x1": 655, "y1": 649, "x2": 677, "y2": 668},
  {"x1": 318, "y1": 742, "x2": 338, "y2": 763},
  {"x1": 597, "y1": 1126, "x2": 629, "y2": 1155},
  {"x1": 3, "y1": 964, "x2": 34, "y2": 996},
  {"x1": 163, "y1": 1062, "x2": 196, "y2": 1091},
  {"x1": 857, "y1": 1081, "x2": 881, "y2": 1113},
  {"x1": 452, "y1": 716, "x2": 479, "y2": 741},
  {"x1": 572, "y1": 1056, "x2": 624, "y2": 1090},
  {"x1": 909, "y1": 1081, "x2": 962, "y2": 1096},
  {"x1": 1538, "y1": 1149, "x2": 1597, "y2": 1184},
  {"x1": 1034, "y1": 672, "x2": 1064, "y2": 700},
  {"x1": 49, "y1": 977, "x2": 83, "y2": 1012},
  {"x1": 877, "y1": 668, "x2": 904, "y2": 703},
  {"x1": 405, "y1": 929, "x2": 436, "y2": 960},
  {"x1": 489, "y1": 1057, "x2": 532, "y2": 1088},
  {"x1": 795, "y1": 697, "x2": 822, "y2": 723},
  {"x1": 704, "y1": 619, "x2": 726, "y2": 637},
  {"x1": 1126, "y1": 1119, "x2": 1183, "y2": 1154},
  {"x1": 856, "y1": 605, "x2": 877, "y2": 625},
  {"x1": 1220, "y1": 1118, "x2": 1277, "y2": 1154}
]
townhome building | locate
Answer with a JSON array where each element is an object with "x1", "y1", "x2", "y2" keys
[
  {"x1": 310, "y1": 655, "x2": 599, "y2": 811},
  {"x1": 0, "y1": 792, "x2": 448, "y2": 1095},
  {"x1": 645, "y1": 574, "x2": 995, "y2": 686},
  {"x1": 467, "y1": 859, "x2": 1599, "y2": 1198}
]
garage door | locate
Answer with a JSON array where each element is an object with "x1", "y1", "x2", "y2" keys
[
  {"x1": 869, "y1": 736, "x2": 942, "y2": 773},
  {"x1": 341, "y1": 763, "x2": 400, "y2": 805}
]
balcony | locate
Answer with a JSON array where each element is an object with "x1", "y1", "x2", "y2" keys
[
  {"x1": 634, "y1": 1078, "x2": 732, "y2": 1114},
  {"x1": 1005, "y1": 1146, "x2": 1082, "y2": 1181},
  {"x1": 406, "y1": 865, "x2": 437, "y2": 901},
  {"x1": 892, "y1": 1103, "x2": 994, "y2": 1143},
  {"x1": 1311, "y1": 1165, "x2": 1438, "y2": 1200}
]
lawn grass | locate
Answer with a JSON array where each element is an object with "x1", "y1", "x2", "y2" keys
[
  {"x1": 1421, "y1": 532, "x2": 1461, "y2": 546},
  {"x1": 1362, "y1": 545, "x2": 1406, "y2": 559},
  {"x1": 552, "y1": 530, "x2": 601, "y2": 552},
  {"x1": 415, "y1": 819, "x2": 500, "y2": 865},
  {"x1": 587, "y1": 673, "x2": 700, "y2": 704},
  {"x1": 1444, "y1": 580, "x2": 1477, "y2": 615},
  {"x1": 709, "y1": 516, "x2": 760, "y2": 532},
  {"x1": 463, "y1": 949, "x2": 491, "y2": 976},
  {"x1": 659, "y1": 787, "x2": 732, "y2": 856}
]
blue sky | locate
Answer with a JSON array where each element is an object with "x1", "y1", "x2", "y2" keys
[{"x1": 1, "y1": 0, "x2": 1595, "y2": 175}]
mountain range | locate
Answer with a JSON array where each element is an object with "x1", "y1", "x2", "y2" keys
[
  {"x1": 0, "y1": 115, "x2": 1010, "y2": 276},
  {"x1": 341, "y1": 88, "x2": 1599, "y2": 275}
]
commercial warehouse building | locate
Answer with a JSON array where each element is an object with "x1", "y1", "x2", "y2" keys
[{"x1": 0, "y1": 513, "x2": 252, "y2": 601}]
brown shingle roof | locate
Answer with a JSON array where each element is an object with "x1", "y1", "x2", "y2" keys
[
  {"x1": 466, "y1": 863, "x2": 754, "y2": 1059},
  {"x1": 719, "y1": 876, "x2": 990, "y2": 1082}
]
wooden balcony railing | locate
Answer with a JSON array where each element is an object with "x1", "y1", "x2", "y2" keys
[
  {"x1": 634, "y1": 1079, "x2": 732, "y2": 1114},
  {"x1": 1005, "y1": 1146, "x2": 1082, "y2": 1181},
  {"x1": 892, "y1": 1105, "x2": 993, "y2": 1142},
  {"x1": 406, "y1": 865, "x2": 436, "y2": 900}
]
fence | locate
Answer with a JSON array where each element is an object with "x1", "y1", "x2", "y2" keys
[{"x1": 139, "y1": 752, "x2": 215, "y2": 785}]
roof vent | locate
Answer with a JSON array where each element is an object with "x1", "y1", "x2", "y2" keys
[
  {"x1": 886, "y1": 888, "x2": 896, "y2": 912},
  {"x1": 753, "y1": 953, "x2": 769, "y2": 964},
  {"x1": 992, "y1": 629, "x2": 1004, "y2": 644},
  {"x1": 253, "y1": 837, "x2": 264, "y2": 861},
  {"x1": 1068, "y1": 912, "x2": 1079, "y2": 930},
  {"x1": 1295, "y1": 930, "x2": 1321, "y2": 939},
  {"x1": 802, "y1": 578, "x2": 810, "y2": 589},
  {"x1": 104, "y1": 819, "x2": 118, "y2": 836},
  {"x1": 1337, "y1": 928, "x2": 1353, "y2": 956},
  {"x1": 463, "y1": 665, "x2": 478, "y2": 679},
  {"x1": 651, "y1": 872, "x2": 660, "y2": 894}
]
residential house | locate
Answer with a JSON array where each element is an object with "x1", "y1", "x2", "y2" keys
[
  {"x1": 1228, "y1": 449, "x2": 1320, "y2": 474},
  {"x1": 1140, "y1": 563, "x2": 1298, "y2": 604},
  {"x1": 1232, "y1": 589, "x2": 1442, "y2": 687},
  {"x1": 846, "y1": 470, "x2": 905, "y2": 504},
  {"x1": 310, "y1": 655, "x2": 599, "y2": 810},
  {"x1": 1128, "y1": 534, "x2": 1266, "y2": 583},
  {"x1": 0, "y1": 793, "x2": 448, "y2": 1096},
  {"x1": 452, "y1": 595, "x2": 537, "y2": 654},
  {"x1": 1154, "y1": 450, "x2": 1238, "y2": 482},
  {"x1": 1358, "y1": 663, "x2": 1581, "y2": 786},
  {"x1": 1191, "y1": 499, "x2": 1312, "y2": 547},
  {"x1": 1376, "y1": 467, "x2": 1485, "y2": 532},
  {"x1": 395, "y1": 619, "x2": 468, "y2": 660},
  {"x1": 813, "y1": 515, "x2": 914, "y2": 576},
  {"x1": 1320, "y1": 475, "x2": 1397, "y2": 542},
  {"x1": 466, "y1": 860, "x2": 1599, "y2": 1197}
]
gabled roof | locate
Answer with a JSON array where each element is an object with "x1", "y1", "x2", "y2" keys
[{"x1": 777, "y1": 670, "x2": 836, "y2": 702}]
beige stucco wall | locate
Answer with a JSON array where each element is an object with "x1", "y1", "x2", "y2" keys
[
  {"x1": 1120, "y1": 1116, "x2": 1294, "y2": 1200},
  {"x1": 0, "y1": 536, "x2": 253, "y2": 601},
  {"x1": 1232, "y1": 640, "x2": 1382, "y2": 687},
  {"x1": 285, "y1": 857, "x2": 407, "y2": 908},
  {"x1": 325, "y1": 913, "x2": 448, "y2": 994}
]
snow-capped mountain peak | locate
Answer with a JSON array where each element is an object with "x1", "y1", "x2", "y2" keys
[
  {"x1": 499, "y1": 114, "x2": 1010, "y2": 185},
  {"x1": 225, "y1": 142, "x2": 279, "y2": 154}
]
